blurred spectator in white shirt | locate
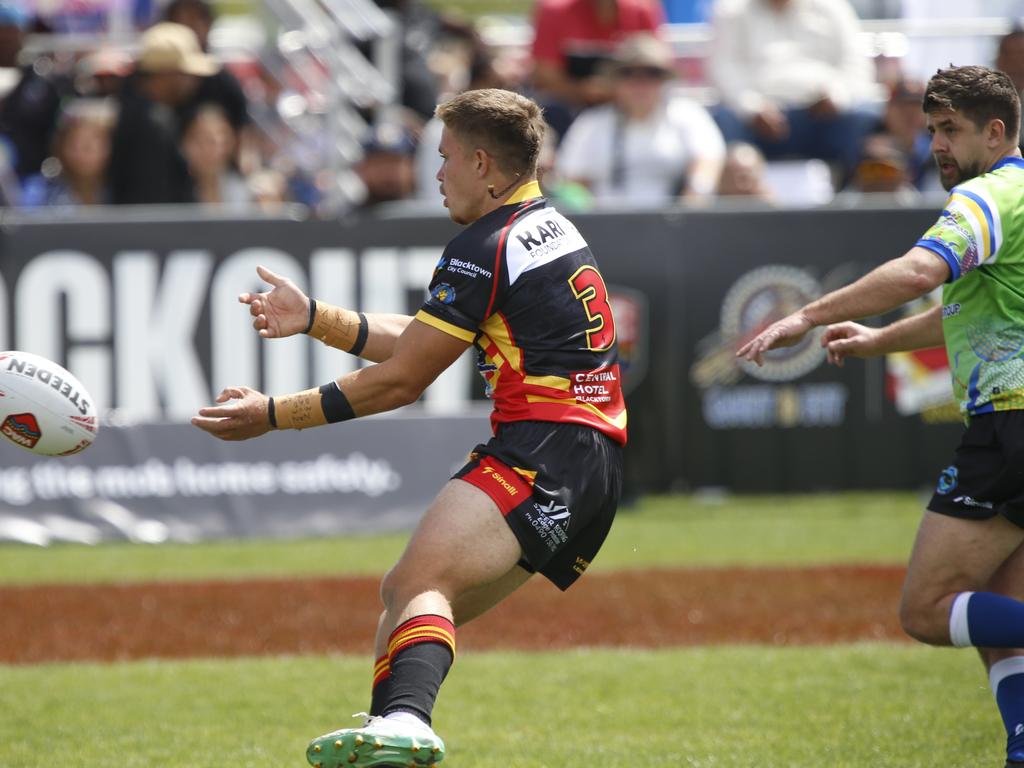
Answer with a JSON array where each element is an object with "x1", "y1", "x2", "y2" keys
[
  {"x1": 555, "y1": 33, "x2": 725, "y2": 206},
  {"x1": 708, "y1": 0, "x2": 882, "y2": 180}
]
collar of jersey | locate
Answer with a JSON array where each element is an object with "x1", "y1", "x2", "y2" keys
[
  {"x1": 990, "y1": 155, "x2": 1024, "y2": 172},
  {"x1": 505, "y1": 180, "x2": 543, "y2": 205}
]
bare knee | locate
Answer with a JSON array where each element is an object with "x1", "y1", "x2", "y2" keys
[
  {"x1": 899, "y1": 594, "x2": 954, "y2": 646},
  {"x1": 380, "y1": 564, "x2": 451, "y2": 614}
]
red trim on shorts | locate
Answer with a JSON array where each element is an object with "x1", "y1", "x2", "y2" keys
[{"x1": 459, "y1": 455, "x2": 534, "y2": 516}]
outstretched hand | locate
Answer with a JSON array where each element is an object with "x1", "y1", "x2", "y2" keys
[
  {"x1": 239, "y1": 265, "x2": 311, "y2": 339},
  {"x1": 191, "y1": 386, "x2": 272, "y2": 441},
  {"x1": 735, "y1": 311, "x2": 814, "y2": 366},
  {"x1": 821, "y1": 321, "x2": 880, "y2": 367}
]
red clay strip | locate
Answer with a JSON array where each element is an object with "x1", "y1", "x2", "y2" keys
[{"x1": 0, "y1": 565, "x2": 908, "y2": 664}]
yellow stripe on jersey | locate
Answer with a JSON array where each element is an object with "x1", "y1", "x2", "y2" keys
[
  {"x1": 481, "y1": 313, "x2": 523, "y2": 372},
  {"x1": 523, "y1": 374, "x2": 572, "y2": 391},
  {"x1": 415, "y1": 310, "x2": 477, "y2": 343},
  {"x1": 506, "y1": 180, "x2": 543, "y2": 205},
  {"x1": 525, "y1": 394, "x2": 629, "y2": 430},
  {"x1": 951, "y1": 192, "x2": 992, "y2": 261}
]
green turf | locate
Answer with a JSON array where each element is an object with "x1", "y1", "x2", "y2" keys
[
  {"x1": 0, "y1": 644, "x2": 1000, "y2": 768},
  {"x1": 0, "y1": 492, "x2": 926, "y2": 585}
]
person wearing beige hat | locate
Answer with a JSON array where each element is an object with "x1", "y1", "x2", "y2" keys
[
  {"x1": 555, "y1": 32, "x2": 725, "y2": 205},
  {"x1": 164, "y1": 0, "x2": 251, "y2": 154},
  {"x1": 108, "y1": 22, "x2": 219, "y2": 204},
  {"x1": 136, "y1": 21, "x2": 219, "y2": 81}
]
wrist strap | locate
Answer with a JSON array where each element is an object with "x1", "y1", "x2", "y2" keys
[
  {"x1": 306, "y1": 301, "x2": 368, "y2": 356},
  {"x1": 267, "y1": 396, "x2": 278, "y2": 428},
  {"x1": 304, "y1": 299, "x2": 317, "y2": 334},
  {"x1": 350, "y1": 312, "x2": 369, "y2": 357},
  {"x1": 272, "y1": 382, "x2": 356, "y2": 429}
]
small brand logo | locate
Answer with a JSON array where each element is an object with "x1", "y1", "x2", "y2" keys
[
  {"x1": 953, "y1": 495, "x2": 993, "y2": 509},
  {"x1": 536, "y1": 500, "x2": 571, "y2": 523},
  {"x1": 481, "y1": 465, "x2": 519, "y2": 496},
  {"x1": 1, "y1": 412, "x2": 41, "y2": 449}
]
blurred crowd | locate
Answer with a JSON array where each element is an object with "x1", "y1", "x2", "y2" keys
[{"x1": 1, "y1": 0, "x2": 1024, "y2": 215}]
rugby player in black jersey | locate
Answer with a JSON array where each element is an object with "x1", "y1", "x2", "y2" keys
[{"x1": 193, "y1": 89, "x2": 627, "y2": 768}]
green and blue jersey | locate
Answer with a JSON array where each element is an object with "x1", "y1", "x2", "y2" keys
[{"x1": 916, "y1": 156, "x2": 1024, "y2": 417}]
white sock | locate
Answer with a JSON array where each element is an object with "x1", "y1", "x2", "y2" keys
[
  {"x1": 949, "y1": 591, "x2": 974, "y2": 648},
  {"x1": 383, "y1": 711, "x2": 430, "y2": 729}
]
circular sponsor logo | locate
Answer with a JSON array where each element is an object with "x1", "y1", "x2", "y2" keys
[
  {"x1": 431, "y1": 283, "x2": 456, "y2": 305},
  {"x1": 936, "y1": 464, "x2": 958, "y2": 495},
  {"x1": 721, "y1": 265, "x2": 826, "y2": 382}
]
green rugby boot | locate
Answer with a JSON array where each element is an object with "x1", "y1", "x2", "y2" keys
[{"x1": 306, "y1": 714, "x2": 445, "y2": 768}]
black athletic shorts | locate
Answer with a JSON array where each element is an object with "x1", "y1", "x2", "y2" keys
[
  {"x1": 453, "y1": 420, "x2": 623, "y2": 591},
  {"x1": 927, "y1": 411, "x2": 1024, "y2": 527}
]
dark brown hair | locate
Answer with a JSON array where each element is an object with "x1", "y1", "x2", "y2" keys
[
  {"x1": 924, "y1": 65, "x2": 1021, "y2": 140},
  {"x1": 435, "y1": 89, "x2": 546, "y2": 177}
]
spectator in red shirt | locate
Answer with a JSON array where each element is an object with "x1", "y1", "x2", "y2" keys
[{"x1": 530, "y1": 0, "x2": 664, "y2": 137}]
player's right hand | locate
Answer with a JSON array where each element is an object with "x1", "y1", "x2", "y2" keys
[
  {"x1": 239, "y1": 265, "x2": 310, "y2": 339},
  {"x1": 821, "y1": 321, "x2": 880, "y2": 367}
]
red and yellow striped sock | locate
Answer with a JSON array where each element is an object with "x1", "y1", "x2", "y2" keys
[
  {"x1": 382, "y1": 615, "x2": 456, "y2": 726},
  {"x1": 369, "y1": 654, "x2": 391, "y2": 716}
]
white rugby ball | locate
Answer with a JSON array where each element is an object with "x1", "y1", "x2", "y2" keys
[{"x1": 0, "y1": 351, "x2": 98, "y2": 456}]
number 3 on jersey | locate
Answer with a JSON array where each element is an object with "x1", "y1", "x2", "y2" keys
[{"x1": 568, "y1": 265, "x2": 616, "y2": 351}]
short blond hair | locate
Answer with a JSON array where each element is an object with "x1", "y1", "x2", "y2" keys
[{"x1": 435, "y1": 89, "x2": 546, "y2": 177}]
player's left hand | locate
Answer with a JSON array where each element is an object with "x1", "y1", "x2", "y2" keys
[
  {"x1": 735, "y1": 311, "x2": 814, "y2": 366},
  {"x1": 191, "y1": 386, "x2": 272, "y2": 441}
]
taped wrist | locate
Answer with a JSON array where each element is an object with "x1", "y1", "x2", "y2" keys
[
  {"x1": 306, "y1": 300, "x2": 369, "y2": 356},
  {"x1": 269, "y1": 382, "x2": 356, "y2": 430}
]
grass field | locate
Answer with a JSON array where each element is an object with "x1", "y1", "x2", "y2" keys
[
  {"x1": 4, "y1": 491, "x2": 1001, "y2": 768},
  {"x1": 0, "y1": 647, "x2": 998, "y2": 768}
]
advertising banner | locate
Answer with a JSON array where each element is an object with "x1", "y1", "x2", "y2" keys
[
  {"x1": 0, "y1": 413, "x2": 491, "y2": 544},
  {"x1": 0, "y1": 202, "x2": 970, "y2": 536}
]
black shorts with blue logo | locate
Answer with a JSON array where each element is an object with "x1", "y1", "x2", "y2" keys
[
  {"x1": 928, "y1": 411, "x2": 1024, "y2": 527},
  {"x1": 454, "y1": 420, "x2": 623, "y2": 591}
]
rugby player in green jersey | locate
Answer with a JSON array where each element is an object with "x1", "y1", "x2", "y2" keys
[{"x1": 739, "y1": 65, "x2": 1024, "y2": 767}]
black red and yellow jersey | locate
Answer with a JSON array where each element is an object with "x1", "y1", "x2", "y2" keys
[{"x1": 415, "y1": 181, "x2": 628, "y2": 445}]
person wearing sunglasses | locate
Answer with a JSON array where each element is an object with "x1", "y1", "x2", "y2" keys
[{"x1": 555, "y1": 33, "x2": 725, "y2": 206}]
